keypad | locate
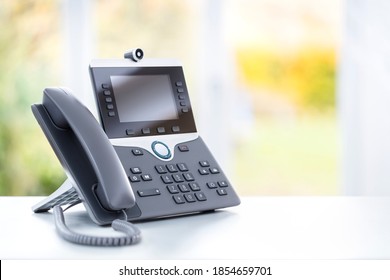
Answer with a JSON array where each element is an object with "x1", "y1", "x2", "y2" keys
[{"x1": 128, "y1": 152, "x2": 230, "y2": 203}]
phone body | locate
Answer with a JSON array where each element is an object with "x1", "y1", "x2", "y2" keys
[{"x1": 32, "y1": 58, "x2": 240, "y2": 225}]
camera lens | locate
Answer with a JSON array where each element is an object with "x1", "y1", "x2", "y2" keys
[{"x1": 124, "y1": 48, "x2": 144, "y2": 62}]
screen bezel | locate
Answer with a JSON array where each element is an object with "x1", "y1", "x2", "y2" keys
[{"x1": 90, "y1": 65, "x2": 197, "y2": 139}]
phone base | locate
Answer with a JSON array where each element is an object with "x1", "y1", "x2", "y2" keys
[{"x1": 32, "y1": 179, "x2": 81, "y2": 213}]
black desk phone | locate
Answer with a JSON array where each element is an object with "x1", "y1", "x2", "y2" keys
[{"x1": 31, "y1": 49, "x2": 240, "y2": 246}]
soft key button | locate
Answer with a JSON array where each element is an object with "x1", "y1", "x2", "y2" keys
[{"x1": 151, "y1": 141, "x2": 171, "y2": 160}]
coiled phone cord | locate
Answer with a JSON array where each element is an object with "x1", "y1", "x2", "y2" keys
[{"x1": 53, "y1": 205, "x2": 141, "y2": 246}]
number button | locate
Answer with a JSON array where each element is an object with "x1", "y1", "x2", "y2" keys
[
  {"x1": 161, "y1": 175, "x2": 173, "y2": 184},
  {"x1": 177, "y1": 163, "x2": 188, "y2": 172},
  {"x1": 155, "y1": 165, "x2": 167, "y2": 174},
  {"x1": 184, "y1": 194, "x2": 196, "y2": 203},
  {"x1": 173, "y1": 195, "x2": 185, "y2": 204},
  {"x1": 166, "y1": 164, "x2": 178, "y2": 173},
  {"x1": 178, "y1": 184, "x2": 190, "y2": 192},
  {"x1": 183, "y1": 173, "x2": 195, "y2": 181},
  {"x1": 167, "y1": 185, "x2": 180, "y2": 194},
  {"x1": 189, "y1": 182, "x2": 201, "y2": 191},
  {"x1": 195, "y1": 192, "x2": 207, "y2": 201}
]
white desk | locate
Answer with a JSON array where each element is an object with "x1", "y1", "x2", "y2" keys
[{"x1": 1, "y1": 196, "x2": 390, "y2": 259}]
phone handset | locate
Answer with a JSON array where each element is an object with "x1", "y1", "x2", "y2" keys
[
  {"x1": 42, "y1": 87, "x2": 135, "y2": 211},
  {"x1": 34, "y1": 88, "x2": 140, "y2": 246}
]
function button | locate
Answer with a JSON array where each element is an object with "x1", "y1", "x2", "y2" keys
[
  {"x1": 175, "y1": 81, "x2": 183, "y2": 87},
  {"x1": 102, "y1": 83, "x2": 109, "y2": 89},
  {"x1": 108, "y1": 111, "x2": 115, "y2": 117},
  {"x1": 155, "y1": 165, "x2": 168, "y2": 174},
  {"x1": 132, "y1": 149, "x2": 143, "y2": 156},
  {"x1": 166, "y1": 164, "x2": 178, "y2": 173},
  {"x1": 207, "y1": 182, "x2": 217, "y2": 189},
  {"x1": 152, "y1": 141, "x2": 171, "y2": 160},
  {"x1": 128, "y1": 175, "x2": 141, "y2": 182},
  {"x1": 126, "y1": 129, "x2": 135, "y2": 136},
  {"x1": 178, "y1": 144, "x2": 189, "y2": 152},
  {"x1": 177, "y1": 88, "x2": 184, "y2": 93},
  {"x1": 130, "y1": 167, "x2": 142, "y2": 174},
  {"x1": 103, "y1": 90, "x2": 111, "y2": 96},
  {"x1": 177, "y1": 163, "x2": 188, "y2": 172},
  {"x1": 157, "y1": 127, "x2": 166, "y2": 134},
  {"x1": 210, "y1": 167, "x2": 220, "y2": 174},
  {"x1": 173, "y1": 195, "x2": 185, "y2": 204},
  {"x1": 195, "y1": 192, "x2": 207, "y2": 201},
  {"x1": 105, "y1": 97, "x2": 112, "y2": 102},
  {"x1": 198, "y1": 168, "x2": 209, "y2": 175},
  {"x1": 183, "y1": 172, "x2": 195, "y2": 181},
  {"x1": 142, "y1": 128, "x2": 151, "y2": 135},
  {"x1": 199, "y1": 161, "x2": 210, "y2": 167},
  {"x1": 180, "y1": 101, "x2": 186, "y2": 106},
  {"x1": 181, "y1": 108, "x2": 189, "y2": 113},
  {"x1": 178, "y1": 94, "x2": 185, "y2": 100},
  {"x1": 218, "y1": 181, "x2": 228, "y2": 187},
  {"x1": 167, "y1": 185, "x2": 180, "y2": 194},
  {"x1": 141, "y1": 174, "x2": 152, "y2": 181},
  {"x1": 189, "y1": 182, "x2": 201, "y2": 191},
  {"x1": 184, "y1": 193, "x2": 196, "y2": 203},
  {"x1": 138, "y1": 188, "x2": 161, "y2": 197},
  {"x1": 217, "y1": 189, "x2": 228, "y2": 196},
  {"x1": 172, "y1": 174, "x2": 184, "y2": 183},
  {"x1": 161, "y1": 175, "x2": 173, "y2": 184},
  {"x1": 172, "y1": 126, "x2": 181, "y2": 133},
  {"x1": 106, "y1": 104, "x2": 114, "y2": 110},
  {"x1": 178, "y1": 184, "x2": 190, "y2": 192}
]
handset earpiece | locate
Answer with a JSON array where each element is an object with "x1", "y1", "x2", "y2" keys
[{"x1": 42, "y1": 88, "x2": 135, "y2": 211}]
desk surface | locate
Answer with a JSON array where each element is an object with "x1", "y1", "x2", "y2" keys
[{"x1": 1, "y1": 196, "x2": 390, "y2": 260}]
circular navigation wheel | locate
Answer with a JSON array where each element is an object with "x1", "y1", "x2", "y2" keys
[{"x1": 151, "y1": 141, "x2": 171, "y2": 160}]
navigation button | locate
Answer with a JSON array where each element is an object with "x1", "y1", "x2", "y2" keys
[
  {"x1": 132, "y1": 149, "x2": 143, "y2": 156},
  {"x1": 152, "y1": 141, "x2": 171, "y2": 160},
  {"x1": 178, "y1": 145, "x2": 189, "y2": 152}
]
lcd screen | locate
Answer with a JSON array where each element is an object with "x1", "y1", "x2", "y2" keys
[{"x1": 111, "y1": 75, "x2": 178, "y2": 122}]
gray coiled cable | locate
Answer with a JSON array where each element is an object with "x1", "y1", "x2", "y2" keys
[{"x1": 53, "y1": 205, "x2": 141, "y2": 246}]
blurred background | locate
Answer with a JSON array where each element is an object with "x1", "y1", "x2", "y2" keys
[{"x1": 1, "y1": 0, "x2": 387, "y2": 196}]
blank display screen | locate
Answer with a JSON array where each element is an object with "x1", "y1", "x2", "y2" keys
[{"x1": 111, "y1": 75, "x2": 178, "y2": 122}]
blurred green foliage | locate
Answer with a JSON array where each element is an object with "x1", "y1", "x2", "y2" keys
[
  {"x1": 0, "y1": 0, "x2": 64, "y2": 195},
  {"x1": 237, "y1": 47, "x2": 336, "y2": 112}
]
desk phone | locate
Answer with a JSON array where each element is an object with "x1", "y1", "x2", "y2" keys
[{"x1": 31, "y1": 49, "x2": 240, "y2": 245}]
